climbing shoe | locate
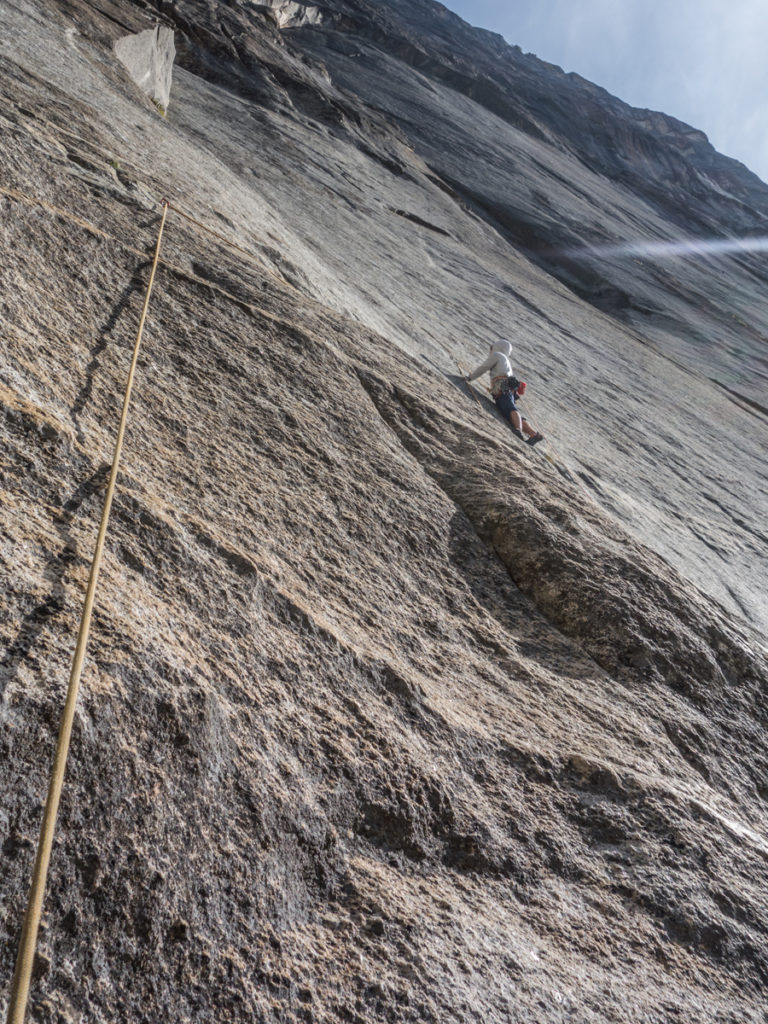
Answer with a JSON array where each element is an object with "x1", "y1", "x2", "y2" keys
[
  {"x1": 527, "y1": 433, "x2": 544, "y2": 446},
  {"x1": 511, "y1": 427, "x2": 525, "y2": 440}
]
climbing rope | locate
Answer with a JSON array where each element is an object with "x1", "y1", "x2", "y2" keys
[
  {"x1": 164, "y1": 200, "x2": 275, "y2": 266},
  {"x1": 1, "y1": 185, "x2": 320, "y2": 1022},
  {"x1": 2, "y1": 180, "x2": 574, "y2": 1021},
  {"x1": 5, "y1": 201, "x2": 169, "y2": 1024}
]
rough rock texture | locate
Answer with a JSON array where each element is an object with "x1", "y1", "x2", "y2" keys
[
  {"x1": 1, "y1": 1, "x2": 767, "y2": 1022},
  {"x1": 114, "y1": 25, "x2": 176, "y2": 112}
]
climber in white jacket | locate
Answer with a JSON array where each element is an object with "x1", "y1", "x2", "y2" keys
[{"x1": 466, "y1": 340, "x2": 544, "y2": 445}]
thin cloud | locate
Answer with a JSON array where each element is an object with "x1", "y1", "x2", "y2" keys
[{"x1": 563, "y1": 235, "x2": 768, "y2": 261}]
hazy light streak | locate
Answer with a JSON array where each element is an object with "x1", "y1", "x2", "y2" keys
[{"x1": 565, "y1": 235, "x2": 768, "y2": 261}]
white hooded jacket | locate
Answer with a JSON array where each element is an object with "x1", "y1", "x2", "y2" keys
[{"x1": 467, "y1": 340, "x2": 514, "y2": 395}]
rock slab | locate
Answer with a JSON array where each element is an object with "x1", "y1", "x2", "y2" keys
[{"x1": 113, "y1": 25, "x2": 174, "y2": 110}]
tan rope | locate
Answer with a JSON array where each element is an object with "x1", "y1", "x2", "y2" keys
[
  {"x1": 165, "y1": 201, "x2": 270, "y2": 262},
  {"x1": 163, "y1": 201, "x2": 304, "y2": 297},
  {"x1": 5, "y1": 201, "x2": 169, "y2": 1024}
]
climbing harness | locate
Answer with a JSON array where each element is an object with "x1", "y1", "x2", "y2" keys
[
  {"x1": 5, "y1": 202, "x2": 170, "y2": 1024},
  {"x1": 492, "y1": 373, "x2": 520, "y2": 397},
  {"x1": 457, "y1": 360, "x2": 566, "y2": 465}
]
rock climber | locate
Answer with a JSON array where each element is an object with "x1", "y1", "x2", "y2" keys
[{"x1": 466, "y1": 340, "x2": 544, "y2": 445}]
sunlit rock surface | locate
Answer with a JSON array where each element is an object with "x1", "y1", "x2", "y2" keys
[
  {"x1": 1, "y1": 1, "x2": 767, "y2": 1022},
  {"x1": 114, "y1": 25, "x2": 176, "y2": 111}
]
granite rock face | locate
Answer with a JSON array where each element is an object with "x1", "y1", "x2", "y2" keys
[
  {"x1": 1, "y1": 1, "x2": 768, "y2": 1023},
  {"x1": 286, "y1": 0, "x2": 768, "y2": 403}
]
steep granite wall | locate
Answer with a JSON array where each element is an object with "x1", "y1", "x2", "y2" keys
[{"x1": 1, "y1": 1, "x2": 767, "y2": 1022}]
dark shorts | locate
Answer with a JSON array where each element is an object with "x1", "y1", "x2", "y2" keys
[{"x1": 495, "y1": 391, "x2": 517, "y2": 417}]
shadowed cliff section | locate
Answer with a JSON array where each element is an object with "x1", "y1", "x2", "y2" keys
[
  {"x1": 283, "y1": 0, "x2": 768, "y2": 223},
  {"x1": 284, "y1": 0, "x2": 768, "y2": 408}
]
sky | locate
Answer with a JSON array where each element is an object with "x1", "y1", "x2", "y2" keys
[{"x1": 442, "y1": 0, "x2": 768, "y2": 184}]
